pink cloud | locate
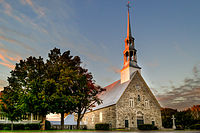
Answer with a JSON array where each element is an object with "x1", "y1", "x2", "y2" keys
[
  {"x1": 20, "y1": 0, "x2": 45, "y2": 17},
  {"x1": 0, "y1": 0, "x2": 23, "y2": 23},
  {"x1": 0, "y1": 48, "x2": 21, "y2": 69},
  {"x1": 0, "y1": 35, "x2": 35, "y2": 51},
  {"x1": 0, "y1": 61, "x2": 14, "y2": 69}
]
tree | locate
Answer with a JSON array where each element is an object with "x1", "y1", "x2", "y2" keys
[
  {"x1": 175, "y1": 110, "x2": 194, "y2": 129},
  {"x1": 0, "y1": 87, "x2": 23, "y2": 130},
  {"x1": 1, "y1": 56, "x2": 52, "y2": 130},
  {"x1": 190, "y1": 105, "x2": 200, "y2": 120},
  {"x1": 161, "y1": 108, "x2": 177, "y2": 128},
  {"x1": 46, "y1": 48, "x2": 105, "y2": 129},
  {"x1": 73, "y1": 67, "x2": 105, "y2": 129},
  {"x1": 45, "y1": 48, "x2": 81, "y2": 130}
]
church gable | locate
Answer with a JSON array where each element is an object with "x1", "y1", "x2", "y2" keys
[
  {"x1": 117, "y1": 71, "x2": 161, "y2": 110},
  {"x1": 115, "y1": 71, "x2": 162, "y2": 129}
]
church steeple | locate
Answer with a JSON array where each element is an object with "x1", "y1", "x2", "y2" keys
[
  {"x1": 121, "y1": 1, "x2": 141, "y2": 84},
  {"x1": 127, "y1": 2, "x2": 132, "y2": 39}
]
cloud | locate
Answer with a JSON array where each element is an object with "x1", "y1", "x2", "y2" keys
[
  {"x1": 0, "y1": 48, "x2": 21, "y2": 69},
  {"x1": 156, "y1": 64, "x2": 200, "y2": 110},
  {"x1": 0, "y1": 0, "x2": 23, "y2": 23},
  {"x1": 0, "y1": 35, "x2": 35, "y2": 52},
  {"x1": 110, "y1": 66, "x2": 121, "y2": 74},
  {"x1": 0, "y1": 62, "x2": 14, "y2": 69},
  {"x1": 20, "y1": 0, "x2": 46, "y2": 17}
]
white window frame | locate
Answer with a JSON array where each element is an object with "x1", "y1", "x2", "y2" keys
[
  {"x1": 145, "y1": 100, "x2": 150, "y2": 109},
  {"x1": 99, "y1": 112, "x2": 103, "y2": 122},
  {"x1": 91, "y1": 114, "x2": 95, "y2": 124},
  {"x1": 129, "y1": 98, "x2": 134, "y2": 107}
]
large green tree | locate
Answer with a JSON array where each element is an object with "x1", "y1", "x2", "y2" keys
[
  {"x1": 1, "y1": 47, "x2": 105, "y2": 130},
  {"x1": 45, "y1": 48, "x2": 81, "y2": 130},
  {"x1": 1, "y1": 56, "x2": 53, "y2": 130}
]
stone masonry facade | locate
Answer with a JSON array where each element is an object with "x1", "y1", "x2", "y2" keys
[{"x1": 82, "y1": 72, "x2": 162, "y2": 129}]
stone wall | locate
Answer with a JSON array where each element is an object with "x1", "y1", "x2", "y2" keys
[
  {"x1": 82, "y1": 105, "x2": 116, "y2": 129},
  {"x1": 116, "y1": 72, "x2": 162, "y2": 129}
]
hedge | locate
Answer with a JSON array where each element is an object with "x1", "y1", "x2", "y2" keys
[
  {"x1": 95, "y1": 123, "x2": 110, "y2": 130},
  {"x1": 190, "y1": 124, "x2": 200, "y2": 130},
  {"x1": 0, "y1": 123, "x2": 40, "y2": 130},
  {"x1": 175, "y1": 125, "x2": 184, "y2": 130},
  {"x1": 138, "y1": 124, "x2": 158, "y2": 130}
]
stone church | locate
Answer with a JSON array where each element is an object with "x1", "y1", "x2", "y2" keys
[{"x1": 82, "y1": 5, "x2": 162, "y2": 130}]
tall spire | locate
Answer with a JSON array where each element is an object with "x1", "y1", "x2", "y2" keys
[
  {"x1": 121, "y1": 1, "x2": 141, "y2": 84},
  {"x1": 127, "y1": 1, "x2": 132, "y2": 39}
]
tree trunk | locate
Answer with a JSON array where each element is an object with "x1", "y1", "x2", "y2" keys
[
  {"x1": 40, "y1": 115, "x2": 46, "y2": 130},
  {"x1": 61, "y1": 112, "x2": 64, "y2": 130},
  {"x1": 11, "y1": 121, "x2": 13, "y2": 131},
  {"x1": 77, "y1": 112, "x2": 81, "y2": 129}
]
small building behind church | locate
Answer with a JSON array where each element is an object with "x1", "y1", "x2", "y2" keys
[{"x1": 82, "y1": 4, "x2": 162, "y2": 130}]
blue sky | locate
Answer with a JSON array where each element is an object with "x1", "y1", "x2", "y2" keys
[{"x1": 0, "y1": 0, "x2": 200, "y2": 110}]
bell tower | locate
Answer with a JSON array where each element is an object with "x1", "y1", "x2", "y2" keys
[{"x1": 121, "y1": 2, "x2": 141, "y2": 84}]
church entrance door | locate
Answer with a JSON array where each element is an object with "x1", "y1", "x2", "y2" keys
[
  {"x1": 137, "y1": 111, "x2": 144, "y2": 127},
  {"x1": 137, "y1": 118, "x2": 144, "y2": 126},
  {"x1": 125, "y1": 120, "x2": 129, "y2": 128}
]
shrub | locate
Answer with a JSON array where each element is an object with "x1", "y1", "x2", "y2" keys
[
  {"x1": 3, "y1": 126, "x2": 10, "y2": 130},
  {"x1": 82, "y1": 125, "x2": 87, "y2": 130},
  {"x1": 190, "y1": 124, "x2": 200, "y2": 130},
  {"x1": 138, "y1": 124, "x2": 158, "y2": 130},
  {"x1": 175, "y1": 125, "x2": 184, "y2": 130},
  {"x1": 25, "y1": 123, "x2": 40, "y2": 130},
  {"x1": 24, "y1": 127, "x2": 30, "y2": 130},
  {"x1": 95, "y1": 123, "x2": 110, "y2": 130},
  {"x1": 45, "y1": 120, "x2": 51, "y2": 130},
  {"x1": 14, "y1": 124, "x2": 24, "y2": 130},
  {"x1": 0, "y1": 123, "x2": 40, "y2": 130}
]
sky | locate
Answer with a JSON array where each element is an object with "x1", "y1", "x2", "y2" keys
[{"x1": 0, "y1": 0, "x2": 200, "y2": 110}]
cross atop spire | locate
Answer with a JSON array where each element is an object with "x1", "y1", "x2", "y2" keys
[{"x1": 127, "y1": 1, "x2": 130, "y2": 11}]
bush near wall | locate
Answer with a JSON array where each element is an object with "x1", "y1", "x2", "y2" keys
[
  {"x1": 45, "y1": 120, "x2": 51, "y2": 130},
  {"x1": 190, "y1": 124, "x2": 200, "y2": 130},
  {"x1": 0, "y1": 123, "x2": 40, "y2": 130},
  {"x1": 138, "y1": 124, "x2": 158, "y2": 130},
  {"x1": 95, "y1": 123, "x2": 110, "y2": 130}
]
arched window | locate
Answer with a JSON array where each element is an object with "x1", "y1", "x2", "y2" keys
[
  {"x1": 125, "y1": 52, "x2": 129, "y2": 61},
  {"x1": 145, "y1": 100, "x2": 150, "y2": 109},
  {"x1": 129, "y1": 98, "x2": 134, "y2": 107}
]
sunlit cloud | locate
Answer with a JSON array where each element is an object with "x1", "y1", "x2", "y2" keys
[
  {"x1": 156, "y1": 64, "x2": 200, "y2": 110},
  {"x1": 0, "y1": 62, "x2": 14, "y2": 69},
  {"x1": 0, "y1": 0, "x2": 23, "y2": 23},
  {"x1": 0, "y1": 48, "x2": 21, "y2": 69},
  {"x1": 109, "y1": 66, "x2": 121, "y2": 74},
  {"x1": 0, "y1": 35, "x2": 35, "y2": 52},
  {"x1": 20, "y1": 0, "x2": 46, "y2": 17}
]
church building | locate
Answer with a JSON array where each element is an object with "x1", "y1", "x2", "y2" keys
[{"x1": 82, "y1": 4, "x2": 162, "y2": 129}]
